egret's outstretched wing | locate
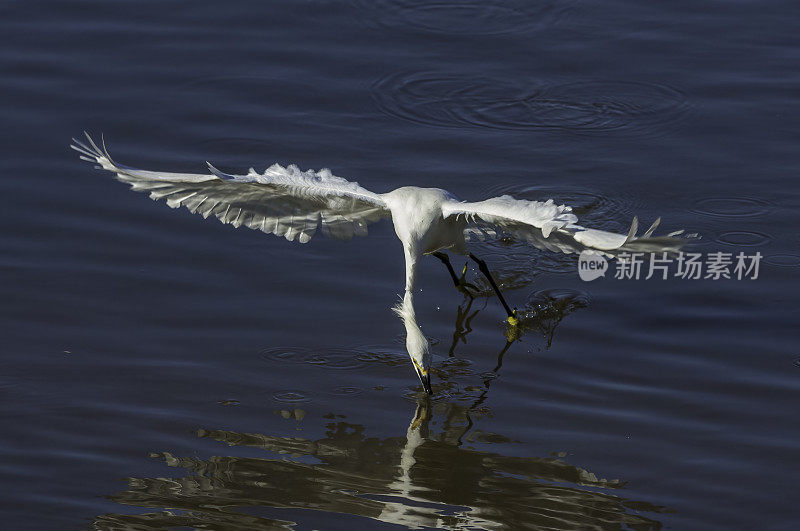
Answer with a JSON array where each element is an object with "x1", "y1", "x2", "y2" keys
[
  {"x1": 442, "y1": 195, "x2": 691, "y2": 254},
  {"x1": 71, "y1": 134, "x2": 389, "y2": 243}
]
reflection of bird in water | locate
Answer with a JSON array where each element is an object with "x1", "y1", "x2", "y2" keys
[
  {"x1": 448, "y1": 296, "x2": 482, "y2": 357},
  {"x1": 72, "y1": 133, "x2": 690, "y2": 393},
  {"x1": 93, "y1": 400, "x2": 667, "y2": 530}
]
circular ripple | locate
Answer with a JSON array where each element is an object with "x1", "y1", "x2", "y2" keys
[
  {"x1": 794, "y1": 357, "x2": 800, "y2": 368},
  {"x1": 716, "y1": 231, "x2": 772, "y2": 247},
  {"x1": 260, "y1": 346, "x2": 368, "y2": 371},
  {"x1": 259, "y1": 347, "x2": 311, "y2": 365},
  {"x1": 272, "y1": 390, "x2": 312, "y2": 404},
  {"x1": 373, "y1": 72, "x2": 691, "y2": 137},
  {"x1": 303, "y1": 348, "x2": 367, "y2": 371},
  {"x1": 357, "y1": 350, "x2": 408, "y2": 367},
  {"x1": 690, "y1": 197, "x2": 771, "y2": 218},
  {"x1": 437, "y1": 358, "x2": 477, "y2": 379},
  {"x1": 528, "y1": 287, "x2": 591, "y2": 304},
  {"x1": 351, "y1": 0, "x2": 573, "y2": 36},
  {"x1": 330, "y1": 386, "x2": 364, "y2": 397},
  {"x1": 764, "y1": 254, "x2": 800, "y2": 267}
]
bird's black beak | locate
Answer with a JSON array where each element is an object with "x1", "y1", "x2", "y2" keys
[{"x1": 416, "y1": 369, "x2": 432, "y2": 395}]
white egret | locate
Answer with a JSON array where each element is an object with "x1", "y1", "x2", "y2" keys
[{"x1": 71, "y1": 133, "x2": 690, "y2": 393}]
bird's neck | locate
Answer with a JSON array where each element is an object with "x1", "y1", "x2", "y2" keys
[
  {"x1": 393, "y1": 291, "x2": 428, "y2": 365},
  {"x1": 403, "y1": 242, "x2": 420, "y2": 294},
  {"x1": 397, "y1": 290, "x2": 421, "y2": 335}
]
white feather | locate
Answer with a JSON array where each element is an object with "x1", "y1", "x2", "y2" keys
[
  {"x1": 71, "y1": 133, "x2": 389, "y2": 243},
  {"x1": 442, "y1": 195, "x2": 688, "y2": 254}
]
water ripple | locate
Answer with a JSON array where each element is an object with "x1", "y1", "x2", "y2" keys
[
  {"x1": 259, "y1": 346, "x2": 368, "y2": 371},
  {"x1": 357, "y1": 350, "x2": 410, "y2": 367},
  {"x1": 259, "y1": 347, "x2": 310, "y2": 365},
  {"x1": 351, "y1": 0, "x2": 574, "y2": 36},
  {"x1": 330, "y1": 386, "x2": 364, "y2": 397},
  {"x1": 272, "y1": 390, "x2": 312, "y2": 404},
  {"x1": 373, "y1": 72, "x2": 691, "y2": 136},
  {"x1": 690, "y1": 197, "x2": 771, "y2": 218},
  {"x1": 764, "y1": 254, "x2": 800, "y2": 268},
  {"x1": 716, "y1": 230, "x2": 773, "y2": 247},
  {"x1": 305, "y1": 349, "x2": 367, "y2": 371},
  {"x1": 501, "y1": 183, "x2": 644, "y2": 231}
]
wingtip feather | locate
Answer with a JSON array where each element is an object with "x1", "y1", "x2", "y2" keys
[
  {"x1": 207, "y1": 162, "x2": 235, "y2": 180},
  {"x1": 624, "y1": 216, "x2": 639, "y2": 244},
  {"x1": 641, "y1": 217, "x2": 661, "y2": 238}
]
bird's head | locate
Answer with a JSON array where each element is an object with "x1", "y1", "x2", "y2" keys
[{"x1": 393, "y1": 292, "x2": 433, "y2": 394}]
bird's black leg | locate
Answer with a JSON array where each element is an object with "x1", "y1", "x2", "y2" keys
[
  {"x1": 432, "y1": 251, "x2": 460, "y2": 287},
  {"x1": 432, "y1": 252, "x2": 478, "y2": 296},
  {"x1": 468, "y1": 253, "x2": 518, "y2": 325}
]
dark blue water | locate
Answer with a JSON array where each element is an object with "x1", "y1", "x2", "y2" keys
[{"x1": 2, "y1": 1, "x2": 799, "y2": 529}]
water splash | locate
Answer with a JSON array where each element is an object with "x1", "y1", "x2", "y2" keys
[{"x1": 509, "y1": 288, "x2": 590, "y2": 346}]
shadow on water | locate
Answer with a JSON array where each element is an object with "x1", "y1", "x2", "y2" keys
[
  {"x1": 91, "y1": 291, "x2": 665, "y2": 529},
  {"x1": 93, "y1": 399, "x2": 667, "y2": 530}
]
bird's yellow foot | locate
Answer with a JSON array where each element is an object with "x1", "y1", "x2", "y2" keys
[
  {"x1": 505, "y1": 309, "x2": 522, "y2": 342},
  {"x1": 506, "y1": 309, "x2": 519, "y2": 327}
]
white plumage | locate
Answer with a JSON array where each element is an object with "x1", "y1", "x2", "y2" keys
[{"x1": 71, "y1": 133, "x2": 691, "y2": 394}]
